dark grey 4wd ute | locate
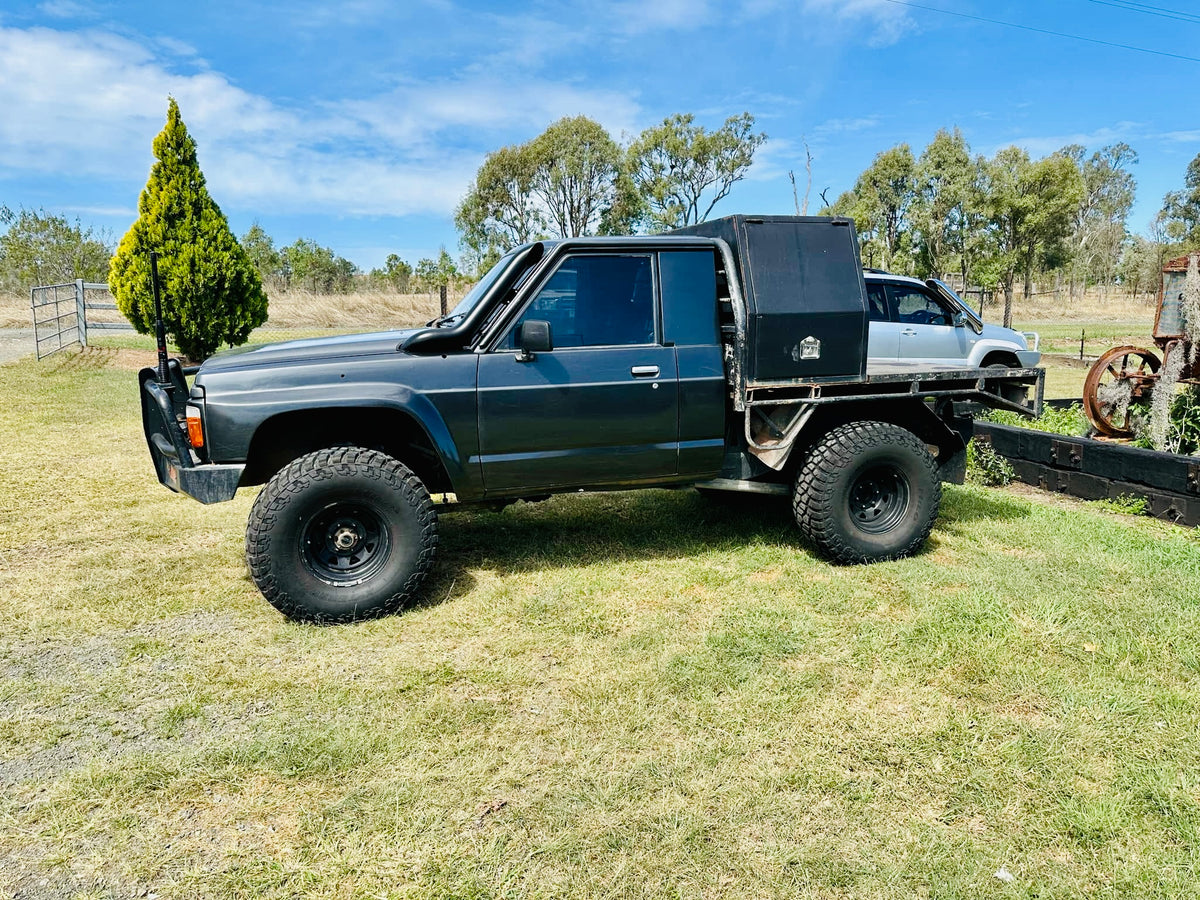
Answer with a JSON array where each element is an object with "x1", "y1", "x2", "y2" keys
[{"x1": 140, "y1": 216, "x2": 1043, "y2": 623}]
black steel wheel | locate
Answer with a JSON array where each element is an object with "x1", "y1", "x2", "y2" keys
[
  {"x1": 300, "y1": 502, "x2": 391, "y2": 585},
  {"x1": 246, "y1": 447, "x2": 438, "y2": 624},
  {"x1": 847, "y1": 464, "x2": 910, "y2": 535},
  {"x1": 793, "y1": 421, "x2": 940, "y2": 564}
]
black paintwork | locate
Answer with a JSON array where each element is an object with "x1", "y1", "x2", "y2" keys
[
  {"x1": 139, "y1": 216, "x2": 1035, "y2": 506},
  {"x1": 672, "y1": 215, "x2": 870, "y2": 382},
  {"x1": 974, "y1": 420, "x2": 1200, "y2": 526}
]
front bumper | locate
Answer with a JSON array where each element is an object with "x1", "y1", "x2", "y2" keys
[
  {"x1": 139, "y1": 365, "x2": 244, "y2": 504},
  {"x1": 1016, "y1": 349, "x2": 1042, "y2": 368}
]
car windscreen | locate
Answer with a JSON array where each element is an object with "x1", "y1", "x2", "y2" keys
[
  {"x1": 441, "y1": 248, "x2": 524, "y2": 324},
  {"x1": 928, "y1": 279, "x2": 983, "y2": 328}
]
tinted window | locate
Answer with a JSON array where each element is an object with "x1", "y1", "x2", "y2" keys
[
  {"x1": 890, "y1": 285, "x2": 952, "y2": 325},
  {"x1": 660, "y1": 250, "x2": 718, "y2": 346},
  {"x1": 507, "y1": 254, "x2": 655, "y2": 348},
  {"x1": 866, "y1": 283, "x2": 889, "y2": 321}
]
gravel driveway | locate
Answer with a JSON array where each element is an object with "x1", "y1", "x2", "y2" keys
[{"x1": 0, "y1": 328, "x2": 34, "y2": 363}]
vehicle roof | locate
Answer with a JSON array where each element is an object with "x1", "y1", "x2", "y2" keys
[
  {"x1": 541, "y1": 235, "x2": 720, "y2": 251},
  {"x1": 863, "y1": 271, "x2": 926, "y2": 288}
]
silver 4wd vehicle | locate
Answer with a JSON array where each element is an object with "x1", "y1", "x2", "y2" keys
[{"x1": 865, "y1": 271, "x2": 1040, "y2": 369}]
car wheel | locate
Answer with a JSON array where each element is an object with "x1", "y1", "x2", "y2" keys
[
  {"x1": 793, "y1": 421, "x2": 940, "y2": 564},
  {"x1": 245, "y1": 447, "x2": 438, "y2": 624}
]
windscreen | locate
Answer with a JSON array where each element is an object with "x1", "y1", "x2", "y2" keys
[{"x1": 443, "y1": 247, "x2": 524, "y2": 323}]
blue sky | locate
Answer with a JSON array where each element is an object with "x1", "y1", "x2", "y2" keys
[{"x1": 1, "y1": 0, "x2": 1197, "y2": 270}]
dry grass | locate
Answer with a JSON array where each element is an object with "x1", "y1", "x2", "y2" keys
[
  {"x1": 5, "y1": 284, "x2": 1158, "y2": 332},
  {"x1": 990, "y1": 287, "x2": 1157, "y2": 325},
  {"x1": 4, "y1": 288, "x2": 468, "y2": 331},
  {"x1": 261, "y1": 289, "x2": 464, "y2": 329},
  {"x1": 0, "y1": 290, "x2": 30, "y2": 327}
]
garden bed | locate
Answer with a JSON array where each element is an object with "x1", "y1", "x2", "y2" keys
[{"x1": 974, "y1": 404, "x2": 1200, "y2": 525}]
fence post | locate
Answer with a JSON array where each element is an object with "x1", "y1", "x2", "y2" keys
[
  {"x1": 439, "y1": 284, "x2": 447, "y2": 318},
  {"x1": 75, "y1": 279, "x2": 87, "y2": 347}
]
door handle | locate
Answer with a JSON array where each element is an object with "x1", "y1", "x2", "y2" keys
[
  {"x1": 630, "y1": 365, "x2": 659, "y2": 378},
  {"x1": 901, "y1": 329, "x2": 917, "y2": 336}
]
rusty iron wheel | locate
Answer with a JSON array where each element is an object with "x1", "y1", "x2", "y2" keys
[{"x1": 1083, "y1": 345, "x2": 1161, "y2": 438}]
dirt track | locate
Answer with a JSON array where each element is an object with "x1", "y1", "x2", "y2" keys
[{"x1": 0, "y1": 328, "x2": 33, "y2": 363}]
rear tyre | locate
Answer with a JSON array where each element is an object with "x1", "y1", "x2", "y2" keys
[
  {"x1": 246, "y1": 447, "x2": 438, "y2": 624},
  {"x1": 793, "y1": 421, "x2": 940, "y2": 564}
]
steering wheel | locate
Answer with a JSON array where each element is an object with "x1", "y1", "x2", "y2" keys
[{"x1": 907, "y1": 309, "x2": 935, "y2": 324}]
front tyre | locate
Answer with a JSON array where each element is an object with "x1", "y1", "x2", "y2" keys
[
  {"x1": 246, "y1": 447, "x2": 438, "y2": 624},
  {"x1": 793, "y1": 421, "x2": 940, "y2": 564}
]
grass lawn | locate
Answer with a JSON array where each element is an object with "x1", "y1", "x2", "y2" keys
[{"x1": 2, "y1": 344, "x2": 1200, "y2": 898}]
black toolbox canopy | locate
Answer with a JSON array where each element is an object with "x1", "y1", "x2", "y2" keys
[{"x1": 673, "y1": 215, "x2": 869, "y2": 385}]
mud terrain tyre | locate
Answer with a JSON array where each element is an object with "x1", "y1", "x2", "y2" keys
[
  {"x1": 246, "y1": 447, "x2": 438, "y2": 624},
  {"x1": 792, "y1": 421, "x2": 940, "y2": 564}
]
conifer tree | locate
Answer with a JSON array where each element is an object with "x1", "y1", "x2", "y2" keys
[{"x1": 110, "y1": 98, "x2": 267, "y2": 360}]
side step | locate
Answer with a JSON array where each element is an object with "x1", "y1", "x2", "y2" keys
[{"x1": 693, "y1": 478, "x2": 791, "y2": 496}]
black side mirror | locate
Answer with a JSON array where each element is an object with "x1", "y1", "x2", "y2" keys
[{"x1": 516, "y1": 320, "x2": 553, "y2": 361}]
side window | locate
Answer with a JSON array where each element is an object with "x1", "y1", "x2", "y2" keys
[
  {"x1": 865, "y1": 283, "x2": 889, "y2": 322},
  {"x1": 890, "y1": 286, "x2": 952, "y2": 326},
  {"x1": 660, "y1": 250, "x2": 718, "y2": 346},
  {"x1": 505, "y1": 254, "x2": 655, "y2": 349}
]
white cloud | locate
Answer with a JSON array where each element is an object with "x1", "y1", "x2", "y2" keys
[
  {"x1": 609, "y1": 0, "x2": 713, "y2": 34},
  {"x1": 0, "y1": 25, "x2": 641, "y2": 218},
  {"x1": 743, "y1": 0, "x2": 915, "y2": 45},
  {"x1": 36, "y1": 0, "x2": 99, "y2": 20},
  {"x1": 815, "y1": 116, "x2": 881, "y2": 135},
  {"x1": 996, "y1": 122, "x2": 1142, "y2": 158},
  {"x1": 1159, "y1": 130, "x2": 1200, "y2": 144}
]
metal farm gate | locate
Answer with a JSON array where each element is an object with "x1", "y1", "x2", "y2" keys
[{"x1": 30, "y1": 280, "x2": 132, "y2": 359}]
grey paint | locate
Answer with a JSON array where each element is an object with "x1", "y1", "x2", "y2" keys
[{"x1": 141, "y1": 217, "x2": 1043, "y2": 507}]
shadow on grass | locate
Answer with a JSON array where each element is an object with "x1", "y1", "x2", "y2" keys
[
  {"x1": 414, "y1": 489, "x2": 798, "y2": 607},
  {"x1": 938, "y1": 483, "x2": 1034, "y2": 526},
  {"x1": 416, "y1": 485, "x2": 1037, "y2": 609}
]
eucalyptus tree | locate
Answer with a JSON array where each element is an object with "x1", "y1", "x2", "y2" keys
[
  {"x1": 626, "y1": 112, "x2": 766, "y2": 231},
  {"x1": 455, "y1": 143, "x2": 544, "y2": 272},
  {"x1": 912, "y1": 128, "x2": 984, "y2": 284},
  {"x1": 529, "y1": 116, "x2": 625, "y2": 239},
  {"x1": 827, "y1": 144, "x2": 916, "y2": 272},
  {"x1": 981, "y1": 146, "x2": 1083, "y2": 327},
  {"x1": 1061, "y1": 142, "x2": 1138, "y2": 293},
  {"x1": 1161, "y1": 152, "x2": 1200, "y2": 247}
]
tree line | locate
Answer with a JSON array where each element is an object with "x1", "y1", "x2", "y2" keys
[
  {"x1": 237, "y1": 225, "x2": 479, "y2": 294},
  {"x1": 823, "y1": 129, "x2": 1200, "y2": 327},
  {"x1": 0, "y1": 205, "x2": 464, "y2": 297}
]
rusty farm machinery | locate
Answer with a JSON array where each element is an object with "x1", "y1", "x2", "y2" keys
[{"x1": 1083, "y1": 253, "x2": 1200, "y2": 438}]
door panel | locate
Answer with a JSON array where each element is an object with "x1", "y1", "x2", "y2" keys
[
  {"x1": 866, "y1": 283, "x2": 898, "y2": 360},
  {"x1": 477, "y1": 346, "x2": 679, "y2": 492},
  {"x1": 477, "y1": 252, "x2": 680, "y2": 494},
  {"x1": 889, "y1": 284, "x2": 971, "y2": 364}
]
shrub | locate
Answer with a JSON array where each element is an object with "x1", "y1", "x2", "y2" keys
[
  {"x1": 109, "y1": 98, "x2": 267, "y2": 361},
  {"x1": 983, "y1": 402, "x2": 1089, "y2": 436},
  {"x1": 1091, "y1": 494, "x2": 1150, "y2": 516},
  {"x1": 1132, "y1": 386, "x2": 1200, "y2": 456},
  {"x1": 966, "y1": 439, "x2": 1014, "y2": 486}
]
